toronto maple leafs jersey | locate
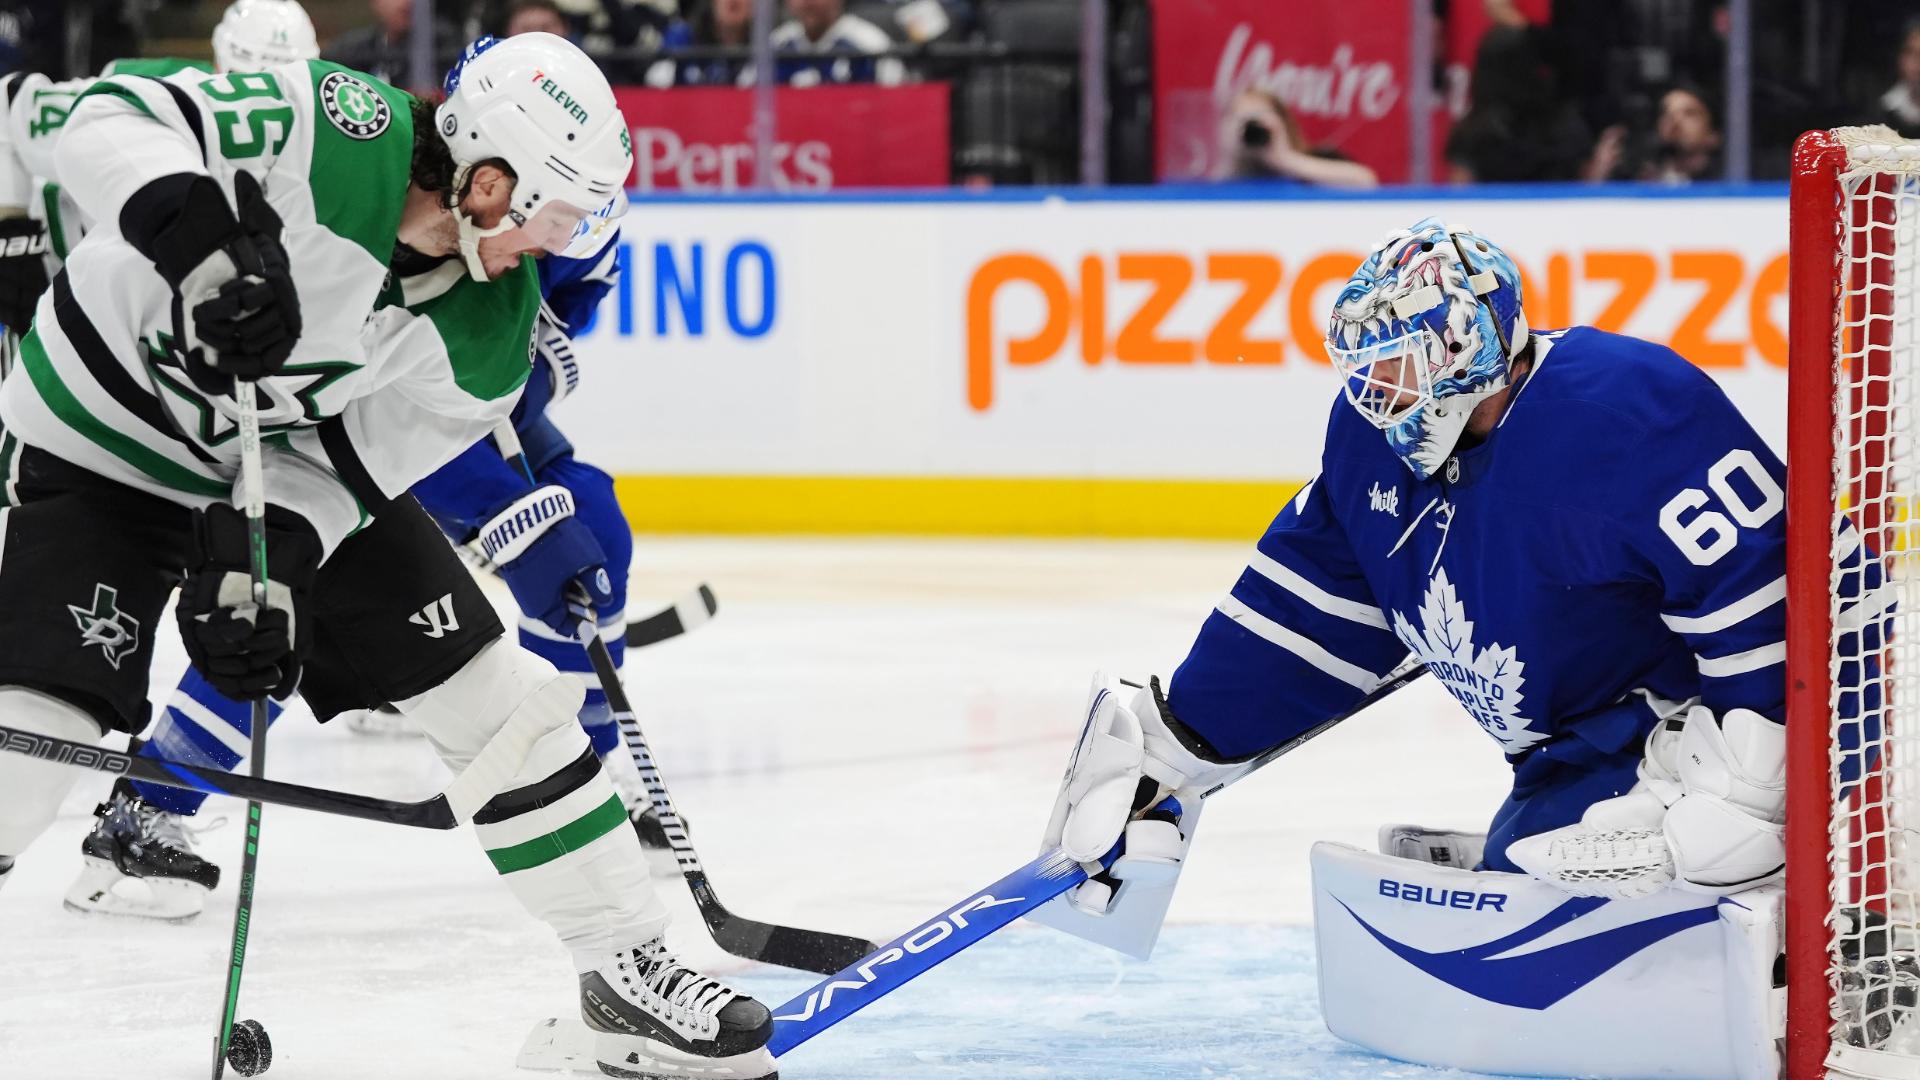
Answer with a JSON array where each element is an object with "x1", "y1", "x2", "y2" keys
[
  {"x1": 1166, "y1": 327, "x2": 1865, "y2": 773},
  {"x1": 0, "y1": 61, "x2": 538, "y2": 557}
]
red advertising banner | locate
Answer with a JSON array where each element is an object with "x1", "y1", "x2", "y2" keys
[
  {"x1": 1154, "y1": 0, "x2": 1421, "y2": 183},
  {"x1": 614, "y1": 84, "x2": 950, "y2": 192}
]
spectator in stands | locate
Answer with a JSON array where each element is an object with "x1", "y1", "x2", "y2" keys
[
  {"x1": 769, "y1": 0, "x2": 905, "y2": 86},
  {"x1": 1445, "y1": 23, "x2": 1597, "y2": 182},
  {"x1": 1214, "y1": 89, "x2": 1378, "y2": 189},
  {"x1": 1876, "y1": 18, "x2": 1920, "y2": 137},
  {"x1": 326, "y1": 0, "x2": 459, "y2": 90},
  {"x1": 467, "y1": 0, "x2": 668, "y2": 78},
  {"x1": 506, "y1": 0, "x2": 573, "y2": 38},
  {"x1": 1638, "y1": 84, "x2": 1724, "y2": 183},
  {"x1": 648, "y1": 0, "x2": 752, "y2": 87}
]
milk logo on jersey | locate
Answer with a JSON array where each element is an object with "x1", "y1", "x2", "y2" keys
[
  {"x1": 1368, "y1": 482, "x2": 1400, "y2": 517},
  {"x1": 1389, "y1": 568, "x2": 1538, "y2": 753},
  {"x1": 68, "y1": 584, "x2": 139, "y2": 669},
  {"x1": 320, "y1": 71, "x2": 390, "y2": 140}
]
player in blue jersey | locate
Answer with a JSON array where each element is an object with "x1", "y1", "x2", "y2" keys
[
  {"x1": 61, "y1": 39, "x2": 659, "y2": 922},
  {"x1": 1032, "y1": 217, "x2": 1893, "y2": 1076}
]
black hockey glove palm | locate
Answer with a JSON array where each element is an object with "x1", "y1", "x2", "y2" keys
[
  {"x1": 0, "y1": 215, "x2": 49, "y2": 333},
  {"x1": 122, "y1": 171, "x2": 301, "y2": 392},
  {"x1": 179, "y1": 503, "x2": 322, "y2": 701}
]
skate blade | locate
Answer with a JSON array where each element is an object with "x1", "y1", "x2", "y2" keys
[
  {"x1": 517, "y1": 1016, "x2": 599, "y2": 1073},
  {"x1": 593, "y1": 1031, "x2": 776, "y2": 1080},
  {"x1": 62, "y1": 858, "x2": 208, "y2": 922}
]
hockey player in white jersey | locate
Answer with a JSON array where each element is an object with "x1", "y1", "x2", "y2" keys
[
  {"x1": 0, "y1": 0, "x2": 320, "y2": 337},
  {"x1": 1031, "y1": 218, "x2": 1880, "y2": 1078},
  {"x1": 0, "y1": 35, "x2": 776, "y2": 1080}
]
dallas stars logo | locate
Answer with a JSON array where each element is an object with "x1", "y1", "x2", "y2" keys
[
  {"x1": 69, "y1": 584, "x2": 140, "y2": 670},
  {"x1": 320, "y1": 70, "x2": 390, "y2": 140},
  {"x1": 144, "y1": 331, "x2": 356, "y2": 444}
]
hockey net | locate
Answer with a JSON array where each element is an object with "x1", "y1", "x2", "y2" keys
[{"x1": 1788, "y1": 127, "x2": 1920, "y2": 1079}]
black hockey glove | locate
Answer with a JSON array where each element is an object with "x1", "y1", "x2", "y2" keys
[
  {"x1": 0, "y1": 215, "x2": 49, "y2": 333},
  {"x1": 178, "y1": 503, "x2": 322, "y2": 701},
  {"x1": 121, "y1": 171, "x2": 301, "y2": 392}
]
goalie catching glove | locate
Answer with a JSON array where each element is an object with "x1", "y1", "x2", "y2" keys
[
  {"x1": 1507, "y1": 705, "x2": 1786, "y2": 900},
  {"x1": 122, "y1": 170, "x2": 300, "y2": 392},
  {"x1": 1043, "y1": 674, "x2": 1246, "y2": 917},
  {"x1": 178, "y1": 503, "x2": 321, "y2": 701},
  {"x1": 474, "y1": 485, "x2": 616, "y2": 636}
]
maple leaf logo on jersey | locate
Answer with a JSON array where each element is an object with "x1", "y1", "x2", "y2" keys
[{"x1": 1390, "y1": 569, "x2": 1539, "y2": 753}]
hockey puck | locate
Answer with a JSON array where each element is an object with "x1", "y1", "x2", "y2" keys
[{"x1": 226, "y1": 1019, "x2": 273, "y2": 1077}]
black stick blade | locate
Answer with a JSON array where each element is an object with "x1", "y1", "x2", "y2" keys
[{"x1": 689, "y1": 876, "x2": 881, "y2": 976}]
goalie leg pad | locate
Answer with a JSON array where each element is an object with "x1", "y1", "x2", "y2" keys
[{"x1": 1312, "y1": 840, "x2": 1781, "y2": 1080}]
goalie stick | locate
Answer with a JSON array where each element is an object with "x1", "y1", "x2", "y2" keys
[{"x1": 518, "y1": 660, "x2": 1434, "y2": 1069}]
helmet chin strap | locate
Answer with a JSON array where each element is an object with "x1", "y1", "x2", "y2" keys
[
  {"x1": 449, "y1": 162, "x2": 520, "y2": 281},
  {"x1": 454, "y1": 205, "x2": 517, "y2": 282}
]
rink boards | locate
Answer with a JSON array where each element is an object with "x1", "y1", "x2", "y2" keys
[{"x1": 557, "y1": 184, "x2": 1789, "y2": 536}]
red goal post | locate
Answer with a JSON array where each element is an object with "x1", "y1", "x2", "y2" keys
[{"x1": 1787, "y1": 126, "x2": 1920, "y2": 1079}]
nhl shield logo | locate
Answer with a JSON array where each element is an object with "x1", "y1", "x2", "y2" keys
[
  {"x1": 320, "y1": 71, "x2": 391, "y2": 140},
  {"x1": 68, "y1": 583, "x2": 140, "y2": 670}
]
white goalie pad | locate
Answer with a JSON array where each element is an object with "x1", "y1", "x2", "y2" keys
[{"x1": 1312, "y1": 840, "x2": 1782, "y2": 1080}]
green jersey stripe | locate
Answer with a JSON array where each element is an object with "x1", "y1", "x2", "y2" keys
[
  {"x1": 69, "y1": 80, "x2": 157, "y2": 122},
  {"x1": 483, "y1": 794, "x2": 628, "y2": 875},
  {"x1": 40, "y1": 183, "x2": 67, "y2": 261},
  {"x1": 304, "y1": 62, "x2": 413, "y2": 267},
  {"x1": 17, "y1": 330, "x2": 226, "y2": 497}
]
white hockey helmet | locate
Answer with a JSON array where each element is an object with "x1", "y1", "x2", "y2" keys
[
  {"x1": 436, "y1": 34, "x2": 632, "y2": 279},
  {"x1": 211, "y1": 0, "x2": 320, "y2": 73}
]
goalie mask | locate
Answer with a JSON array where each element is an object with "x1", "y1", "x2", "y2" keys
[
  {"x1": 437, "y1": 34, "x2": 632, "y2": 280},
  {"x1": 211, "y1": 0, "x2": 319, "y2": 73},
  {"x1": 1325, "y1": 218, "x2": 1527, "y2": 481}
]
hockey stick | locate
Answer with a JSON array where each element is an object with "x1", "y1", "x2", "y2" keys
[
  {"x1": 624, "y1": 583, "x2": 718, "y2": 648},
  {"x1": 211, "y1": 381, "x2": 270, "y2": 1079},
  {"x1": 492, "y1": 432, "x2": 882, "y2": 975},
  {"x1": 0, "y1": 724, "x2": 466, "y2": 827},
  {"x1": 574, "y1": 609, "x2": 885, "y2": 975},
  {"x1": 762, "y1": 660, "x2": 1433, "y2": 1056},
  {"x1": 518, "y1": 660, "x2": 1433, "y2": 1070}
]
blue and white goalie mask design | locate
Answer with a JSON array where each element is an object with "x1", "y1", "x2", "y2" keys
[{"x1": 1326, "y1": 218, "x2": 1527, "y2": 481}]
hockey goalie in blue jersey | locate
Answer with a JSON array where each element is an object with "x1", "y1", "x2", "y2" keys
[{"x1": 1034, "y1": 218, "x2": 1887, "y2": 1079}]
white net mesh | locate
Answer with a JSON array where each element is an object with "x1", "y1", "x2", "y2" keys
[{"x1": 1827, "y1": 127, "x2": 1920, "y2": 1076}]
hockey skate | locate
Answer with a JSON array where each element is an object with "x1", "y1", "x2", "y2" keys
[
  {"x1": 63, "y1": 780, "x2": 221, "y2": 921},
  {"x1": 581, "y1": 936, "x2": 775, "y2": 1079}
]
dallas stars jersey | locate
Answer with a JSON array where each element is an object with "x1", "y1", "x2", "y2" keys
[
  {"x1": 0, "y1": 58, "x2": 210, "y2": 261},
  {"x1": 0, "y1": 60, "x2": 537, "y2": 556},
  {"x1": 1166, "y1": 327, "x2": 1885, "y2": 771}
]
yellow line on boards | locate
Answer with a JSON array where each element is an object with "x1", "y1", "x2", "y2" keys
[{"x1": 611, "y1": 475, "x2": 1306, "y2": 539}]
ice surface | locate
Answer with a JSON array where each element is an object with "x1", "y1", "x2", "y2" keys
[{"x1": 0, "y1": 537, "x2": 1519, "y2": 1079}]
